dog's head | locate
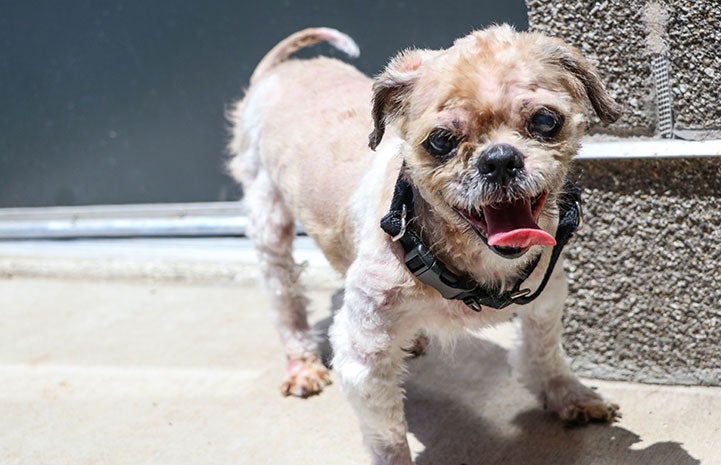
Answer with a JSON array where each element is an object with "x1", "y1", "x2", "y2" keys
[{"x1": 370, "y1": 25, "x2": 620, "y2": 260}]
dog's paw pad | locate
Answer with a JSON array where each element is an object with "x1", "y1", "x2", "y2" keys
[{"x1": 281, "y1": 355, "x2": 331, "y2": 398}]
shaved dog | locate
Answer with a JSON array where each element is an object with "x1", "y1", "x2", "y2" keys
[{"x1": 228, "y1": 26, "x2": 621, "y2": 465}]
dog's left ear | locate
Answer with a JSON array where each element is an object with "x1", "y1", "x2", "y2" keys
[
  {"x1": 369, "y1": 48, "x2": 436, "y2": 150},
  {"x1": 542, "y1": 40, "x2": 622, "y2": 124}
]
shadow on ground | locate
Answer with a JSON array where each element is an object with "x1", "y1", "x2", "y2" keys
[
  {"x1": 314, "y1": 290, "x2": 700, "y2": 465},
  {"x1": 404, "y1": 337, "x2": 699, "y2": 465}
]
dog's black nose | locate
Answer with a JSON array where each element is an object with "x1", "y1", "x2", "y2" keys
[{"x1": 477, "y1": 144, "x2": 525, "y2": 185}]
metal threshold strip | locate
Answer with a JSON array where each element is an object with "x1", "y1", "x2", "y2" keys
[
  {"x1": 0, "y1": 139, "x2": 719, "y2": 240},
  {"x1": 0, "y1": 202, "x2": 248, "y2": 239}
]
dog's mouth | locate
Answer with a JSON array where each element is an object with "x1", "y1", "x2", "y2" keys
[{"x1": 457, "y1": 192, "x2": 555, "y2": 259}]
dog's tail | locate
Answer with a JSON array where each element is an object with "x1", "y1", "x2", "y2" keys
[{"x1": 250, "y1": 27, "x2": 360, "y2": 85}]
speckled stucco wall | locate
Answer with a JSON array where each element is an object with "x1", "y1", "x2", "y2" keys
[
  {"x1": 527, "y1": 0, "x2": 721, "y2": 138},
  {"x1": 563, "y1": 158, "x2": 721, "y2": 385}
]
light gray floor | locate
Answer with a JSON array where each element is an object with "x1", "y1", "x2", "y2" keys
[{"x1": 0, "y1": 239, "x2": 719, "y2": 464}]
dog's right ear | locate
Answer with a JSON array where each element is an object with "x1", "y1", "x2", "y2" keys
[{"x1": 369, "y1": 49, "x2": 435, "y2": 150}]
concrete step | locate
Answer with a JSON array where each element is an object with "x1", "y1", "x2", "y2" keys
[{"x1": 0, "y1": 237, "x2": 337, "y2": 286}]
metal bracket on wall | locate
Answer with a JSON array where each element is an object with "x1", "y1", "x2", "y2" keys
[{"x1": 577, "y1": 138, "x2": 721, "y2": 160}]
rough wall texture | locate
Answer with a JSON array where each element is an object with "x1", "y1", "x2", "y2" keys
[
  {"x1": 527, "y1": 0, "x2": 721, "y2": 138},
  {"x1": 563, "y1": 158, "x2": 721, "y2": 385}
]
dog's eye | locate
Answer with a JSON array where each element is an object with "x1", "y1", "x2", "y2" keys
[
  {"x1": 424, "y1": 129, "x2": 458, "y2": 159},
  {"x1": 528, "y1": 109, "x2": 564, "y2": 140}
]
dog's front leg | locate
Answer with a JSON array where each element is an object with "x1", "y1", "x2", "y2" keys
[
  {"x1": 514, "y1": 257, "x2": 619, "y2": 424},
  {"x1": 330, "y1": 261, "x2": 416, "y2": 465}
]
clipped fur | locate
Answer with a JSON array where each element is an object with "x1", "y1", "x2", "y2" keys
[{"x1": 228, "y1": 26, "x2": 620, "y2": 464}]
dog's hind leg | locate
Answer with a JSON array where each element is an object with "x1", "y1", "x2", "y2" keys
[{"x1": 242, "y1": 167, "x2": 331, "y2": 397}]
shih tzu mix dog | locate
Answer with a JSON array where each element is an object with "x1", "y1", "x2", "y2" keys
[{"x1": 228, "y1": 25, "x2": 621, "y2": 465}]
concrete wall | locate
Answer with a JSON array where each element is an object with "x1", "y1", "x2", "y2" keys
[
  {"x1": 527, "y1": 0, "x2": 721, "y2": 138},
  {"x1": 527, "y1": 1, "x2": 721, "y2": 385},
  {"x1": 564, "y1": 158, "x2": 721, "y2": 386}
]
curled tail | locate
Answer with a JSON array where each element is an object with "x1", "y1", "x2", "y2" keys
[{"x1": 250, "y1": 27, "x2": 360, "y2": 85}]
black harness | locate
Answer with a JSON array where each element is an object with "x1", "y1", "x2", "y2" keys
[{"x1": 379, "y1": 170, "x2": 583, "y2": 312}]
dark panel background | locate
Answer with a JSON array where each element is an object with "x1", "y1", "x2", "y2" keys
[{"x1": 0, "y1": 1, "x2": 527, "y2": 207}]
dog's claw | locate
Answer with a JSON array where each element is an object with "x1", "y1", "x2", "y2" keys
[
  {"x1": 404, "y1": 333, "x2": 429, "y2": 358},
  {"x1": 281, "y1": 355, "x2": 332, "y2": 398},
  {"x1": 543, "y1": 376, "x2": 620, "y2": 425}
]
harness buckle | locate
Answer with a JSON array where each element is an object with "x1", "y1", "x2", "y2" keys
[
  {"x1": 404, "y1": 244, "x2": 476, "y2": 301},
  {"x1": 391, "y1": 204, "x2": 408, "y2": 242}
]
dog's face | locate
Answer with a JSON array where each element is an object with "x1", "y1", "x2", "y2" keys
[{"x1": 369, "y1": 26, "x2": 620, "y2": 260}]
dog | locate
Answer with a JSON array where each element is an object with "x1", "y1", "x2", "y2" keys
[{"x1": 228, "y1": 25, "x2": 622, "y2": 465}]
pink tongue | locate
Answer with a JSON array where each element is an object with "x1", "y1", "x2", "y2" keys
[{"x1": 482, "y1": 198, "x2": 556, "y2": 248}]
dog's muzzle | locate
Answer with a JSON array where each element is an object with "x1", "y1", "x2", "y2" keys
[{"x1": 454, "y1": 144, "x2": 556, "y2": 258}]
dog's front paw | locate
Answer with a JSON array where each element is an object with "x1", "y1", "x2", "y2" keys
[
  {"x1": 560, "y1": 399, "x2": 620, "y2": 425},
  {"x1": 281, "y1": 355, "x2": 332, "y2": 398},
  {"x1": 543, "y1": 376, "x2": 620, "y2": 425}
]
